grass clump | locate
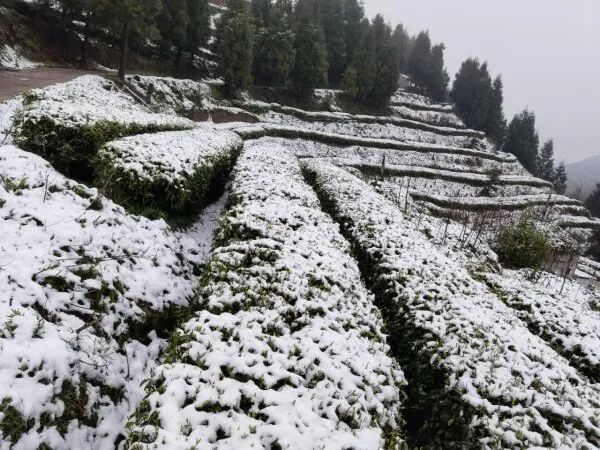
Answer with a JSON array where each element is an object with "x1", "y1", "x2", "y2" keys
[{"x1": 493, "y1": 220, "x2": 554, "y2": 269}]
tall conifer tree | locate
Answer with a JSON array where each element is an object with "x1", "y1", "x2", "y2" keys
[
  {"x1": 427, "y1": 43, "x2": 449, "y2": 102},
  {"x1": 503, "y1": 109, "x2": 540, "y2": 173}
]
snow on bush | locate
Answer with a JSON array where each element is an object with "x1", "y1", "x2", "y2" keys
[
  {"x1": 304, "y1": 161, "x2": 600, "y2": 448},
  {"x1": 127, "y1": 142, "x2": 405, "y2": 449},
  {"x1": 12, "y1": 75, "x2": 194, "y2": 173},
  {"x1": 474, "y1": 270, "x2": 600, "y2": 382},
  {"x1": 97, "y1": 126, "x2": 242, "y2": 212},
  {"x1": 0, "y1": 136, "x2": 204, "y2": 446},
  {"x1": 0, "y1": 44, "x2": 40, "y2": 70}
]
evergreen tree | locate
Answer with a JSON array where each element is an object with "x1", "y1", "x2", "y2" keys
[
  {"x1": 427, "y1": 43, "x2": 449, "y2": 102},
  {"x1": 253, "y1": 0, "x2": 295, "y2": 86},
  {"x1": 292, "y1": 0, "x2": 328, "y2": 96},
  {"x1": 587, "y1": 228, "x2": 600, "y2": 260},
  {"x1": 320, "y1": 0, "x2": 346, "y2": 85},
  {"x1": 157, "y1": 0, "x2": 189, "y2": 65},
  {"x1": 553, "y1": 161, "x2": 568, "y2": 194},
  {"x1": 486, "y1": 76, "x2": 507, "y2": 143},
  {"x1": 536, "y1": 139, "x2": 556, "y2": 182},
  {"x1": 369, "y1": 14, "x2": 399, "y2": 106},
  {"x1": 343, "y1": 0, "x2": 364, "y2": 67},
  {"x1": 344, "y1": 19, "x2": 375, "y2": 102},
  {"x1": 391, "y1": 24, "x2": 410, "y2": 72},
  {"x1": 586, "y1": 182, "x2": 600, "y2": 218},
  {"x1": 251, "y1": 0, "x2": 272, "y2": 28},
  {"x1": 217, "y1": 0, "x2": 253, "y2": 95},
  {"x1": 408, "y1": 31, "x2": 431, "y2": 90},
  {"x1": 185, "y1": 0, "x2": 210, "y2": 67},
  {"x1": 503, "y1": 109, "x2": 540, "y2": 173},
  {"x1": 98, "y1": 0, "x2": 161, "y2": 79},
  {"x1": 450, "y1": 58, "x2": 493, "y2": 131}
]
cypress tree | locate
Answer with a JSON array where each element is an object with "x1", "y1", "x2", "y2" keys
[
  {"x1": 292, "y1": 0, "x2": 328, "y2": 97},
  {"x1": 157, "y1": 0, "x2": 189, "y2": 65},
  {"x1": 503, "y1": 109, "x2": 540, "y2": 173},
  {"x1": 553, "y1": 161, "x2": 568, "y2": 195},
  {"x1": 408, "y1": 31, "x2": 432, "y2": 90},
  {"x1": 344, "y1": 19, "x2": 375, "y2": 102},
  {"x1": 427, "y1": 43, "x2": 449, "y2": 102},
  {"x1": 586, "y1": 182, "x2": 600, "y2": 218},
  {"x1": 369, "y1": 14, "x2": 399, "y2": 106},
  {"x1": 185, "y1": 0, "x2": 210, "y2": 67},
  {"x1": 251, "y1": 0, "x2": 272, "y2": 28},
  {"x1": 536, "y1": 139, "x2": 556, "y2": 182},
  {"x1": 391, "y1": 24, "x2": 410, "y2": 73},
  {"x1": 320, "y1": 0, "x2": 346, "y2": 85},
  {"x1": 343, "y1": 0, "x2": 364, "y2": 67},
  {"x1": 485, "y1": 76, "x2": 507, "y2": 144},
  {"x1": 253, "y1": 0, "x2": 295, "y2": 86},
  {"x1": 217, "y1": 0, "x2": 253, "y2": 96},
  {"x1": 450, "y1": 58, "x2": 492, "y2": 131}
]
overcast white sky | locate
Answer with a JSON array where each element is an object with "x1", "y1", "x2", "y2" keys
[{"x1": 363, "y1": 0, "x2": 600, "y2": 163}]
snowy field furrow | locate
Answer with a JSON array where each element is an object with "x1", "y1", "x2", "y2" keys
[
  {"x1": 127, "y1": 143, "x2": 405, "y2": 449},
  {"x1": 304, "y1": 161, "x2": 600, "y2": 448}
]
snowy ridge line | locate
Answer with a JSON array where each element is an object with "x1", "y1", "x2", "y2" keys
[
  {"x1": 233, "y1": 124, "x2": 514, "y2": 162},
  {"x1": 474, "y1": 270, "x2": 600, "y2": 383},
  {"x1": 303, "y1": 160, "x2": 600, "y2": 448},
  {"x1": 127, "y1": 143, "x2": 405, "y2": 449},
  {"x1": 234, "y1": 99, "x2": 483, "y2": 137},
  {"x1": 97, "y1": 126, "x2": 242, "y2": 212},
  {"x1": 13, "y1": 75, "x2": 194, "y2": 169},
  {"x1": 390, "y1": 91, "x2": 454, "y2": 113},
  {"x1": 389, "y1": 100, "x2": 454, "y2": 113},
  {"x1": 0, "y1": 141, "x2": 200, "y2": 447},
  {"x1": 409, "y1": 191, "x2": 581, "y2": 212},
  {"x1": 345, "y1": 160, "x2": 553, "y2": 188},
  {"x1": 554, "y1": 216, "x2": 600, "y2": 230}
]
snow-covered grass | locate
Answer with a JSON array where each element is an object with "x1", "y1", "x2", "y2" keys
[
  {"x1": 97, "y1": 126, "x2": 242, "y2": 213},
  {"x1": 0, "y1": 44, "x2": 40, "y2": 70},
  {"x1": 127, "y1": 142, "x2": 405, "y2": 449},
  {"x1": 473, "y1": 269, "x2": 600, "y2": 382},
  {"x1": 390, "y1": 105, "x2": 464, "y2": 129},
  {"x1": 304, "y1": 161, "x2": 600, "y2": 448},
  {"x1": 13, "y1": 75, "x2": 194, "y2": 174}
]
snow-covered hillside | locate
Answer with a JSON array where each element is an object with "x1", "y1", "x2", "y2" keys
[{"x1": 1, "y1": 75, "x2": 600, "y2": 449}]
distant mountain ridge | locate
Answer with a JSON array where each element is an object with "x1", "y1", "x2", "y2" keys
[{"x1": 566, "y1": 154, "x2": 600, "y2": 199}]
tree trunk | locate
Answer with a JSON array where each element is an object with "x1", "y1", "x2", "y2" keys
[
  {"x1": 118, "y1": 21, "x2": 130, "y2": 81},
  {"x1": 80, "y1": 12, "x2": 92, "y2": 66},
  {"x1": 175, "y1": 47, "x2": 182, "y2": 67}
]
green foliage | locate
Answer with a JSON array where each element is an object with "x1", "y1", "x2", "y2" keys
[
  {"x1": 217, "y1": 0, "x2": 254, "y2": 96},
  {"x1": 342, "y1": 0, "x2": 365, "y2": 68},
  {"x1": 408, "y1": 31, "x2": 431, "y2": 90},
  {"x1": 341, "y1": 66, "x2": 359, "y2": 98},
  {"x1": 503, "y1": 109, "x2": 540, "y2": 173},
  {"x1": 536, "y1": 139, "x2": 556, "y2": 182},
  {"x1": 0, "y1": 399, "x2": 34, "y2": 443},
  {"x1": 493, "y1": 220, "x2": 553, "y2": 269},
  {"x1": 185, "y1": 0, "x2": 210, "y2": 63},
  {"x1": 157, "y1": 0, "x2": 189, "y2": 56},
  {"x1": 391, "y1": 24, "x2": 411, "y2": 73},
  {"x1": 292, "y1": 0, "x2": 328, "y2": 97},
  {"x1": 587, "y1": 228, "x2": 600, "y2": 260},
  {"x1": 427, "y1": 43, "x2": 449, "y2": 102},
  {"x1": 319, "y1": 0, "x2": 346, "y2": 85},
  {"x1": 553, "y1": 161, "x2": 568, "y2": 195}
]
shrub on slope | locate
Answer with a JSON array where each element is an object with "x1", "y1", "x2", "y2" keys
[
  {"x1": 12, "y1": 75, "x2": 194, "y2": 176},
  {"x1": 304, "y1": 161, "x2": 600, "y2": 449},
  {"x1": 493, "y1": 220, "x2": 554, "y2": 269},
  {"x1": 0, "y1": 142, "x2": 200, "y2": 447},
  {"x1": 97, "y1": 127, "x2": 242, "y2": 213},
  {"x1": 126, "y1": 143, "x2": 405, "y2": 449}
]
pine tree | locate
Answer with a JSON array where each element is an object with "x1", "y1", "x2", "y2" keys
[
  {"x1": 485, "y1": 76, "x2": 507, "y2": 144},
  {"x1": 253, "y1": 0, "x2": 295, "y2": 86},
  {"x1": 553, "y1": 161, "x2": 568, "y2": 194},
  {"x1": 319, "y1": 0, "x2": 346, "y2": 85},
  {"x1": 536, "y1": 139, "x2": 556, "y2": 182},
  {"x1": 343, "y1": 0, "x2": 364, "y2": 67},
  {"x1": 292, "y1": 0, "x2": 328, "y2": 97},
  {"x1": 391, "y1": 24, "x2": 410, "y2": 72},
  {"x1": 408, "y1": 31, "x2": 432, "y2": 90},
  {"x1": 217, "y1": 0, "x2": 253, "y2": 96},
  {"x1": 98, "y1": 0, "x2": 162, "y2": 79},
  {"x1": 427, "y1": 43, "x2": 449, "y2": 102},
  {"x1": 157, "y1": 0, "x2": 189, "y2": 65},
  {"x1": 251, "y1": 0, "x2": 271, "y2": 28},
  {"x1": 185, "y1": 0, "x2": 210, "y2": 67},
  {"x1": 586, "y1": 182, "x2": 600, "y2": 218},
  {"x1": 503, "y1": 109, "x2": 540, "y2": 173},
  {"x1": 587, "y1": 228, "x2": 600, "y2": 260}
]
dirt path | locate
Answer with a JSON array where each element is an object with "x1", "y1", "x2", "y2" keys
[{"x1": 0, "y1": 67, "x2": 100, "y2": 102}]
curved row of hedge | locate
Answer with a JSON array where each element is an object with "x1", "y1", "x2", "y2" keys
[
  {"x1": 303, "y1": 160, "x2": 600, "y2": 449},
  {"x1": 126, "y1": 144, "x2": 405, "y2": 449}
]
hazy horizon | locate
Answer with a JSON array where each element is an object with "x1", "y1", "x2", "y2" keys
[{"x1": 364, "y1": 0, "x2": 600, "y2": 163}]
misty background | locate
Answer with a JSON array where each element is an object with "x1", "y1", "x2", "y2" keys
[{"x1": 364, "y1": 0, "x2": 600, "y2": 167}]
